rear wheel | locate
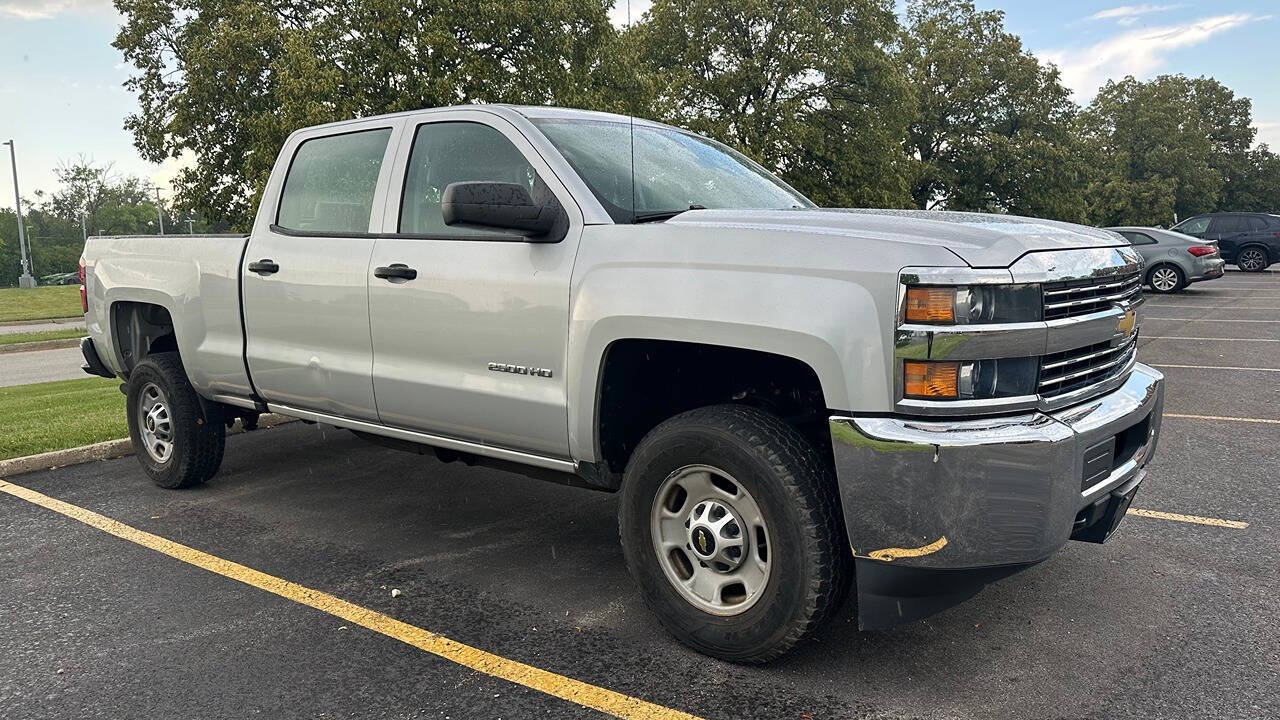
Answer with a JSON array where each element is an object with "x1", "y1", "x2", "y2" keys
[
  {"x1": 1147, "y1": 264, "x2": 1185, "y2": 293},
  {"x1": 1237, "y1": 246, "x2": 1269, "y2": 272},
  {"x1": 618, "y1": 405, "x2": 849, "y2": 663},
  {"x1": 126, "y1": 352, "x2": 225, "y2": 489}
]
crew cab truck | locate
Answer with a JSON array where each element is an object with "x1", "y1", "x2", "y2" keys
[{"x1": 81, "y1": 105, "x2": 1164, "y2": 662}]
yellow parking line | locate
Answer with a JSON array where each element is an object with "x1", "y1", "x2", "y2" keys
[
  {"x1": 1165, "y1": 412, "x2": 1280, "y2": 425},
  {"x1": 0, "y1": 479, "x2": 700, "y2": 720},
  {"x1": 1127, "y1": 508, "x2": 1249, "y2": 529}
]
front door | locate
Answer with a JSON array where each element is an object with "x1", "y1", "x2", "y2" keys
[
  {"x1": 367, "y1": 111, "x2": 581, "y2": 457},
  {"x1": 243, "y1": 121, "x2": 402, "y2": 421}
]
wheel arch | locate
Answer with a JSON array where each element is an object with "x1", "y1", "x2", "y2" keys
[{"x1": 579, "y1": 335, "x2": 839, "y2": 482}]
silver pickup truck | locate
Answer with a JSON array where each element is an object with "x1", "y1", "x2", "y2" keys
[{"x1": 80, "y1": 105, "x2": 1164, "y2": 662}]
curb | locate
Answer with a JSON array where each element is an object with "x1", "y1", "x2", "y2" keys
[
  {"x1": 0, "y1": 414, "x2": 297, "y2": 479},
  {"x1": 0, "y1": 317, "x2": 85, "y2": 327},
  {"x1": 0, "y1": 338, "x2": 82, "y2": 354}
]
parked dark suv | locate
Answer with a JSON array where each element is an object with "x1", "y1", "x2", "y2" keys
[{"x1": 1171, "y1": 212, "x2": 1280, "y2": 272}]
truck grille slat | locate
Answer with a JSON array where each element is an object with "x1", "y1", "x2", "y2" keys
[
  {"x1": 1041, "y1": 272, "x2": 1141, "y2": 320},
  {"x1": 1039, "y1": 336, "x2": 1138, "y2": 396}
]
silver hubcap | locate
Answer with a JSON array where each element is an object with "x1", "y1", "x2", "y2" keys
[
  {"x1": 138, "y1": 382, "x2": 174, "y2": 463},
  {"x1": 650, "y1": 465, "x2": 771, "y2": 616},
  {"x1": 1240, "y1": 249, "x2": 1265, "y2": 271},
  {"x1": 1152, "y1": 267, "x2": 1179, "y2": 291}
]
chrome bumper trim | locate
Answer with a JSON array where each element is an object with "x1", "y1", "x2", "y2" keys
[{"x1": 830, "y1": 363, "x2": 1164, "y2": 569}]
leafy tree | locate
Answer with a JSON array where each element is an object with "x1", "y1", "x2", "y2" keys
[
  {"x1": 635, "y1": 0, "x2": 913, "y2": 207},
  {"x1": 899, "y1": 0, "x2": 1086, "y2": 220},
  {"x1": 1219, "y1": 146, "x2": 1280, "y2": 213},
  {"x1": 1081, "y1": 74, "x2": 1257, "y2": 225},
  {"x1": 113, "y1": 0, "x2": 620, "y2": 229}
]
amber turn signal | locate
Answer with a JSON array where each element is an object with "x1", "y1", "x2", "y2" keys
[
  {"x1": 903, "y1": 360, "x2": 960, "y2": 398},
  {"x1": 905, "y1": 287, "x2": 955, "y2": 323}
]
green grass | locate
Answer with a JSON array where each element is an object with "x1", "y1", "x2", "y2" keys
[
  {"x1": 0, "y1": 285, "x2": 83, "y2": 322},
  {"x1": 0, "y1": 378, "x2": 127, "y2": 461},
  {"x1": 0, "y1": 328, "x2": 85, "y2": 347}
]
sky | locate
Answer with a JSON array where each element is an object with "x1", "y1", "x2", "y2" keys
[{"x1": 1, "y1": 0, "x2": 1277, "y2": 211}]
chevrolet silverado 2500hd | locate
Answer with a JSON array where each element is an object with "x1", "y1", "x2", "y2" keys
[{"x1": 80, "y1": 105, "x2": 1164, "y2": 662}]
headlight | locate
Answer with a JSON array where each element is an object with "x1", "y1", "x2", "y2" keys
[
  {"x1": 904, "y1": 284, "x2": 1041, "y2": 324},
  {"x1": 903, "y1": 358, "x2": 1039, "y2": 400}
]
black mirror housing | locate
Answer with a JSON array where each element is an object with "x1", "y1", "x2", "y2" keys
[{"x1": 442, "y1": 181, "x2": 565, "y2": 241}]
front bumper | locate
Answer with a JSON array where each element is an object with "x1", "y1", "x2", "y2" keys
[{"x1": 829, "y1": 363, "x2": 1164, "y2": 629}]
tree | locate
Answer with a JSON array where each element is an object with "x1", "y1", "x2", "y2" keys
[
  {"x1": 1081, "y1": 74, "x2": 1257, "y2": 225},
  {"x1": 113, "y1": 0, "x2": 621, "y2": 229},
  {"x1": 631, "y1": 0, "x2": 913, "y2": 207},
  {"x1": 899, "y1": 0, "x2": 1087, "y2": 220}
]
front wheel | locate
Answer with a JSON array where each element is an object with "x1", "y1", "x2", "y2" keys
[
  {"x1": 126, "y1": 352, "x2": 225, "y2": 489},
  {"x1": 1237, "y1": 246, "x2": 1269, "y2": 272},
  {"x1": 618, "y1": 405, "x2": 850, "y2": 663},
  {"x1": 1147, "y1": 264, "x2": 1185, "y2": 293}
]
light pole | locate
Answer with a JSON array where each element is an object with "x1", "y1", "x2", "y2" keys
[
  {"x1": 3, "y1": 139, "x2": 35, "y2": 288},
  {"x1": 152, "y1": 185, "x2": 165, "y2": 235}
]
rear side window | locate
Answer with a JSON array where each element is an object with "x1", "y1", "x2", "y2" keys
[
  {"x1": 399, "y1": 122, "x2": 537, "y2": 236},
  {"x1": 276, "y1": 128, "x2": 393, "y2": 234},
  {"x1": 1209, "y1": 215, "x2": 1247, "y2": 234},
  {"x1": 1246, "y1": 216, "x2": 1268, "y2": 231},
  {"x1": 1122, "y1": 231, "x2": 1157, "y2": 245}
]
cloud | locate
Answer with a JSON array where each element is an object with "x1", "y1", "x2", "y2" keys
[
  {"x1": 1042, "y1": 13, "x2": 1269, "y2": 101},
  {"x1": 607, "y1": 0, "x2": 653, "y2": 28},
  {"x1": 1088, "y1": 4, "x2": 1184, "y2": 26},
  {"x1": 1256, "y1": 122, "x2": 1280, "y2": 150},
  {"x1": 0, "y1": 0, "x2": 114, "y2": 21}
]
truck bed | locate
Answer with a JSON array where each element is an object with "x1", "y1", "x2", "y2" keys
[{"x1": 83, "y1": 233, "x2": 253, "y2": 400}]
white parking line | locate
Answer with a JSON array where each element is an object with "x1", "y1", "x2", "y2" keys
[
  {"x1": 1145, "y1": 317, "x2": 1280, "y2": 323},
  {"x1": 1165, "y1": 413, "x2": 1280, "y2": 426},
  {"x1": 1142, "y1": 336, "x2": 1280, "y2": 342},
  {"x1": 1145, "y1": 304, "x2": 1280, "y2": 309},
  {"x1": 1150, "y1": 363, "x2": 1280, "y2": 372}
]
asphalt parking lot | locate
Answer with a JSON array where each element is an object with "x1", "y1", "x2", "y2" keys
[{"x1": 2, "y1": 271, "x2": 1278, "y2": 720}]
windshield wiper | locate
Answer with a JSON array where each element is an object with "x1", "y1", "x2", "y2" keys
[{"x1": 633, "y1": 205, "x2": 706, "y2": 224}]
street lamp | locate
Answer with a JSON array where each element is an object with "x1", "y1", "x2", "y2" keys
[{"x1": 3, "y1": 139, "x2": 35, "y2": 288}]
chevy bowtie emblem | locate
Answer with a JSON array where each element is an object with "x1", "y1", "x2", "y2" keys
[
  {"x1": 698, "y1": 532, "x2": 708, "y2": 553},
  {"x1": 1117, "y1": 309, "x2": 1137, "y2": 337}
]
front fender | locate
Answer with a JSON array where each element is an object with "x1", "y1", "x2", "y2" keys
[{"x1": 566, "y1": 264, "x2": 894, "y2": 462}]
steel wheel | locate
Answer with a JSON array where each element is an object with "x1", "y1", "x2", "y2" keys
[
  {"x1": 137, "y1": 381, "x2": 174, "y2": 463},
  {"x1": 1151, "y1": 266, "x2": 1180, "y2": 292},
  {"x1": 650, "y1": 464, "x2": 771, "y2": 616},
  {"x1": 1238, "y1": 247, "x2": 1267, "y2": 272}
]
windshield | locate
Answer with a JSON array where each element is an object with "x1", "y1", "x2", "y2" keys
[{"x1": 531, "y1": 118, "x2": 813, "y2": 223}]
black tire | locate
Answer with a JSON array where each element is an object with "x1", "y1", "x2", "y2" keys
[
  {"x1": 618, "y1": 404, "x2": 850, "y2": 663},
  {"x1": 1146, "y1": 263, "x2": 1186, "y2": 294},
  {"x1": 1236, "y1": 245, "x2": 1270, "y2": 272},
  {"x1": 126, "y1": 352, "x2": 226, "y2": 489}
]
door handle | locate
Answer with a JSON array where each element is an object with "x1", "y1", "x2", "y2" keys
[
  {"x1": 248, "y1": 259, "x2": 279, "y2": 275},
  {"x1": 374, "y1": 263, "x2": 417, "y2": 281}
]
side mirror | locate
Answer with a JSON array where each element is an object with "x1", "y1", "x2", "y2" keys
[{"x1": 442, "y1": 181, "x2": 563, "y2": 241}]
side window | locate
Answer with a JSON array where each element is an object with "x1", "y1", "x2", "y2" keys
[
  {"x1": 1125, "y1": 232, "x2": 1157, "y2": 246},
  {"x1": 399, "y1": 122, "x2": 537, "y2": 236},
  {"x1": 1209, "y1": 216, "x2": 1245, "y2": 234},
  {"x1": 276, "y1": 128, "x2": 392, "y2": 234},
  {"x1": 1176, "y1": 216, "x2": 1210, "y2": 236},
  {"x1": 1246, "y1": 216, "x2": 1268, "y2": 231}
]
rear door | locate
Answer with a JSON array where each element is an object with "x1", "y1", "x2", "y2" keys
[
  {"x1": 366, "y1": 109, "x2": 583, "y2": 457},
  {"x1": 242, "y1": 120, "x2": 404, "y2": 420},
  {"x1": 1208, "y1": 214, "x2": 1249, "y2": 258}
]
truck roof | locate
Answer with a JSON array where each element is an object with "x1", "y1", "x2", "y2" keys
[{"x1": 292, "y1": 104, "x2": 679, "y2": 135}]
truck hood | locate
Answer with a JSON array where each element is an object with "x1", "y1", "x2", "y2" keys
[{"x1": 665, "y1": 208, "x2": 1125, "y2": 268}]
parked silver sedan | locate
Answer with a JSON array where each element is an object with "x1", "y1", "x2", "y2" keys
[{"x1": 1106, "y1": 226, "x2": 1225, "y2": 293}]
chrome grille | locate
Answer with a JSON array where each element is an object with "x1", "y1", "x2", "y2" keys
[
  {"x1": 1039, "y1": 336, "x2": 1138, "y2": 397},
  {"x1": 1042, "y1": 272, "x2": 1142, "y2": 320}
]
